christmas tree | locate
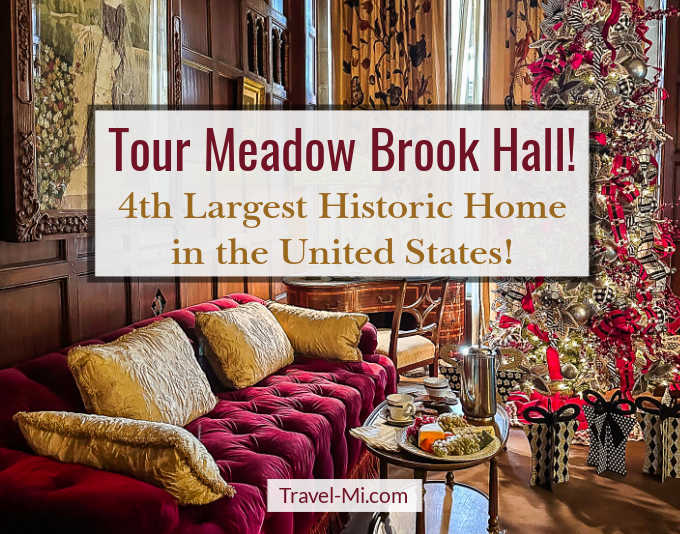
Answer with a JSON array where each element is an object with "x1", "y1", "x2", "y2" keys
[{"x1": 486, "y1": 0, "x2": 680, "y2": 397}]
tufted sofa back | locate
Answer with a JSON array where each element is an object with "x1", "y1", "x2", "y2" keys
[{"x1": 0, "y1": 294, "x2": 263, "y2": 451}]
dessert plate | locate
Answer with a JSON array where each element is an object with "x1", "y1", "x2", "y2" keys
[{"x1": 398, "y1": 426, "x2": 501, "y2": 462}]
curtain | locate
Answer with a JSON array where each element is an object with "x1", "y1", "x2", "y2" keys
[
  {"x1": 449, "y1": 0, "x2": 486, "y2": 105},
  {"x1": 148, "y1": 0, "x2": 168, "y2": 105},
  {"x1": 448, "y1": 0, "x2": 490, "y2": 343},
  {"x1": 332, "y1": 0, "x2": 446, "y2": 107}
]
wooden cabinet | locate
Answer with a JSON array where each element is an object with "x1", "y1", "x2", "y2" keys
[{"x1": 284, "y1": 279, "x2": 466, "y2": 355}]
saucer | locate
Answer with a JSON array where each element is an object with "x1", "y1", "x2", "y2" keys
[
  {"x1": 414, "y1": 393, "x2": 459, "y2": 406},
  {"x1": 381, "y1": 407, "x2": 414, "y2": 426}
]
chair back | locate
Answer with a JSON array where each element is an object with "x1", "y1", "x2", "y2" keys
[{"x1": 387, "y1": 278, "x2": 450, "y2": 371}]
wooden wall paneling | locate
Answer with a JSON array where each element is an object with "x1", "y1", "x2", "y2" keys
[
  {"x1": 75, "y1": 275, "x2": 131, "y2": 341},
  {"x1": 217, "y1": 278, "x2": 246, "y2": 297},
  {"x1": 169, "y1": 0, "x2": 298, "y2": 304},
  {"x1": 176, "y1": 0, "x2": 243, "y2": 303},
  {"x1": 0, "y1": 240, "x2": 62, "y2": 268},
  {"x1": 213, "y1": 75, "x2": 237, "y2": 107},
  {"x1": 69, "y1": 237, "x2": 132, "y2": 341},
  {"x1": 0, "y1": 241, "x2": 70, "y2": 367},
  {"x1": 270, "y1": 2, "x2": 289, "y2": 104},
  {"x1": 181, "y1": 0, "x2": 210, "y2": 56},
  {"x1": 180, "y1": 278, "x2": 216, "y2": 307},
  {"x1": 182, "y1": 64, "x2": 212, "y2": 105},
  {"x1": 246, "y1": 278, "x2": 272, "y2": 299},
  {"x1": 0, "y1": 279, "x2": 67, "y2": 368},
  {"x1": 242, "y1": 1, "x2": 269, "y2": 84},
  {"x1": 132, "y1": 278, "x2": 180, "y2": 321},
  {"x1": 212, "y1": 1, "x2": 242, "y2": 67},
  {"x1": 0, "y1": 0, "x2": 308, "y2": 368}
]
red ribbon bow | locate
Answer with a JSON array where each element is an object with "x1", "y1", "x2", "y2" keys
[
  {"x1": 592, "y1": 309, "x2": 644, "y2": 396},
  {"x1": 499, "y1": 315, "x2": 521, "y2": 329},
  {"x1": 522, "y1": 278, "x2": 544, "y2": 314},
  {"x1": 527, "y1": 323, "x2": 563, "y2": 380}
]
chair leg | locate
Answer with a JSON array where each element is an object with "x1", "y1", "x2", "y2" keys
[{"x1": 428, "y1": 362, "x2": 438, "y2": 377}]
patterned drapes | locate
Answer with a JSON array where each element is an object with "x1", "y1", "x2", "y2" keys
[{"x1": 332, "y1": 0, "x2": 446, "y2": 107}]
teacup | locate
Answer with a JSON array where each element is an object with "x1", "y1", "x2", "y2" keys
[
  {"x1": 424, "y1": 376, "x2": 451, "y2": 398},
  {"x1": 386, "y1": 393, "x2": 415, "y2": 421}
]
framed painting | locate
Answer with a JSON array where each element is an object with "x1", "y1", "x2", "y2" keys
[
  {"x1": 1, "y1": 0, "x2": 170, "y2": 241},
  {"x1": 239, "y1": 76, "x2": 266, "y2": 108}
]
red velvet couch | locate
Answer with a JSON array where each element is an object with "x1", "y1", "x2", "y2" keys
[{"x1": 0, "y1": 294, "x2": 397, "y2": 534}]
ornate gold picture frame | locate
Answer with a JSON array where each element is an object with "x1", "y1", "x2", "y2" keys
[
  {"x1": 239, "y1": 76, "x2": 266, "y2": 108},
  {"x1": 1, "y1": 0, "x2": 169, "y2": 242}
]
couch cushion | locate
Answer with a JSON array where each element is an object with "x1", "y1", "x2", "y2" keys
[
  {"x1": 196, "y1": 303, "x2": 294, "y2": 389},
  {"x1": 68, "y1": 318, "x2": 217, "y2": 426},
  {"x1": 268, "y1": 303, "x2": 368, "y2": 362},
  {"x1": 15, "y1": 411, "x2": 234, "y2": 505}
]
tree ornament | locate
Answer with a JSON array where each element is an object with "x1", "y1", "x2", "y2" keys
[
  {"x1": 569, "y1": 303, "x2": 591, "y2": 324},
  {"x1": 624, "y1": 58, "x2": 648, "y2": 80},
  {"x1": 636, "y1": 148, "x2": 656, "y2": 182},
  {"x1": 617, "y1": 76, "x2": 635, "y2": 97},
  {"x1": 561, "y1": 362, "x2": 579, "y2": 380},
  {"x1": 604, "y1": 82, "x2": 620, "y2": 97},
  {"x1": 603, "y1": 243, "x2": 618, "y2": 263},
  {"x1": 541, "y1": 288, "x2": 565, "y2": 307},
  {"x1": 592, "y1": 286, "x2": 615, "y2": 306}
]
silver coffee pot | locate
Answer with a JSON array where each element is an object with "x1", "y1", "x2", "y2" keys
[{"x1": 460, "y1": 346, "x2": 498, "y2": 423}]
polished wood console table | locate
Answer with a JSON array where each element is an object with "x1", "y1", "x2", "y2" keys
[{"x1": 283, "y1": 278, "x2": 465, "y2": 355}]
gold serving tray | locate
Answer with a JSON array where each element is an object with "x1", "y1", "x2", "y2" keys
[{"x1": 398, "y1": 426, "x2": 501, "y2": 463}]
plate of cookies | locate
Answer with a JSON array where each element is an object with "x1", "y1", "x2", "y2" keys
[{"x1": 399, "y1": 413, "x2": 501, "y2": 462}]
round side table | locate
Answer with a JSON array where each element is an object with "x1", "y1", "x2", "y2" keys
[{"x1": 363, "y1": 390, "x2": 509, "y2": 534}]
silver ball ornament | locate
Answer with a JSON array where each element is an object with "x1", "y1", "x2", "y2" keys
[
  {"x1": 569, "y1": 303, "x2": 591, "y2": 325},
  {"x1": 625, "y1": 58, "x2": 648, "y2": 80},
  {"x1": 561, "y1": 363, "x2": 579, "y2": 380},
  {"x1": 603, "y1": 243, "x2": 618, "y2": 263},
  {"x1": 604, "y1": 82, "x2": 620, "y2": 97}
]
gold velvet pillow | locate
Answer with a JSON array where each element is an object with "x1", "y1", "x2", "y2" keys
[
  {"x1": 267, "y1": 302, "x2": 368, "y2": 362},
  {"x1": 68, "y1": 318, "x2": 216, "y2": 426},
  {"x1": 14, "y1": 411, "x2": 234, "y2": 505},
  {"x1": 195, "y1": 302, "x2": 294, "y2": 389}
]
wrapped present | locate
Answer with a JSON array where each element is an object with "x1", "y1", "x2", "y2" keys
[
  {"x1": 439, "y1": 360, "x2": 522, "y2": 402},
  {"x1": 440, "y1": 361, "x2": 461, "y2": 393},
  {"x1": 523, "y1": 403, "x2": 581, "y2": 488},
  {"x1": 507, "y1": 390, "x2": 588, "y2": 430},
  {"x1": 497, "y1": 369, "x2": 524, "y2": 400},
  {"x1": 583, "y1": 390, "x2": 636, "y2": 476},
  {"x1": 635, "y1": 389, "x2": 680, "y2": 482}
]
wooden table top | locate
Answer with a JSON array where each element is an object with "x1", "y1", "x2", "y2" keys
[
  {"x1": 363, "y1": 387, "x2": 510, "y2": 471},
  {"x1": 282, "y1": 277, "x2": 452, "y2": 287}
]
